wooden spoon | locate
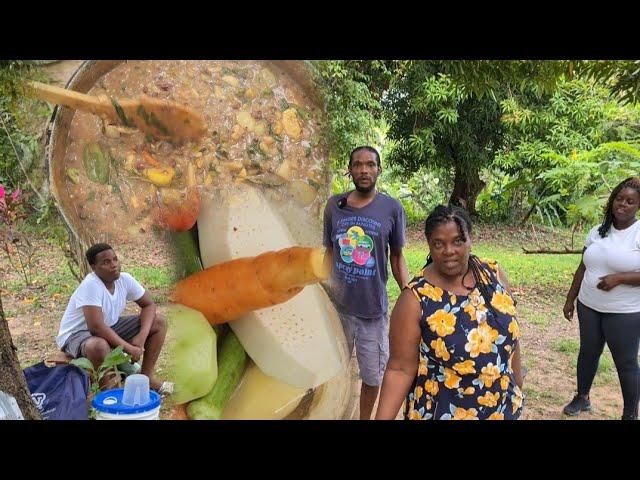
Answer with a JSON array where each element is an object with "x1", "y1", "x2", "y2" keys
[{"x1": 27, "y1": 81, "x2": 207, "y2": 142}]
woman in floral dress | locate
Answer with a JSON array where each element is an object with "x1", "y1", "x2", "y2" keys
[{"x1": 375, "y1": 205, "x2": 524, "y2": 420}]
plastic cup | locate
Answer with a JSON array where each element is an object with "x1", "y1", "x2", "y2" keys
[{"x1": 122, "y1": 374, "x2": 150, "y2": 406}]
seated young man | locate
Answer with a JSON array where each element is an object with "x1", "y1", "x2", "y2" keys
[{"x1": 56, "y1": 243, "x2": 170, "y2": 393}]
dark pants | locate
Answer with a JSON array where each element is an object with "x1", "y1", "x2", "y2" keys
[{"x1": 576, "y1": 300, "x2": 640, "y2": 418}]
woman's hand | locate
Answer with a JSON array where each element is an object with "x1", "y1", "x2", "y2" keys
[
  {"x1": 596, "y1": 274, "x2": 622, "y2": 291},
  {"x1": 563, "y1": 258, "x2": 586, "y2": 321},
  {"x1": 563, "y1": 298, "x2": 575, "y2": 321}
]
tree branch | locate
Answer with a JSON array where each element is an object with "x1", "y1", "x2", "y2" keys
[{"x1": 522, "y1": 246, "x2": 583, "y2": 254}]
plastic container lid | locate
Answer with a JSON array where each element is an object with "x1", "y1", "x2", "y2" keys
[
  {"x1": 122, "y1": 374, "x2": 150, "y2": 406},
  {"x1": 93, "y1": 388, "x2": 161, "y2": 414}
]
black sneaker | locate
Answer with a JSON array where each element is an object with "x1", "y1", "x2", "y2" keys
[{"x1": 563, "y1": 395, "x2": 591, "y2": 416}]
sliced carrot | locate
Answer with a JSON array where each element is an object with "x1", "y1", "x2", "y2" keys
[
  {"x1": 141, "y1": 150, "x2": 162, "y2": 167},
  {"x1": 171, "y1": 246, "x2": 329, "y2": 325}
]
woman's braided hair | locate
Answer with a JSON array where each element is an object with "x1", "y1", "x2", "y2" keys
[
  {"x1": 423, "y1": 205, "x2": 497, "y2": 314},
  {"x1": 597, "y1": 177, "x2": 640, "y2": 238}
]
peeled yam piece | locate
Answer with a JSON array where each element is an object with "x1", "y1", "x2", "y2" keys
[{"x1": 197, "y1": 184, "x2": 349, "y2": 388}]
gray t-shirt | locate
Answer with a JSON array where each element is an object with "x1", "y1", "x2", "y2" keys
[{"x1": 323, "y1": 191, "x2": 406, "y2": 318}]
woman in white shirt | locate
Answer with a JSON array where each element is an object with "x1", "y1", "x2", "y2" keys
[{"x1": 563, "y1": 177, "x2": 640, "y2": 420}]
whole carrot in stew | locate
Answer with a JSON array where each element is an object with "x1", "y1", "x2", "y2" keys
[{"x1": 171, "y1": 246, "x2": 329, "y2": 325}]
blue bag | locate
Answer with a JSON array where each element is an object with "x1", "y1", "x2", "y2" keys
[{"x1": 23, "y1": 362, "x2": 90, "y2": 420}]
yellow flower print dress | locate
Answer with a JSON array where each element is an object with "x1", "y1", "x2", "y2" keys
[{"x1": 404, "y1": 259, "x2": 524, "y2": 420}]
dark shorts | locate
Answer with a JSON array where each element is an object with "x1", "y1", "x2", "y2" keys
[
  {"x1": 338, "y1": 312, "x2": 390, "y2": 387},
  {"x1": 61, "y1": 315, "x2": 141, "y2": 359}
]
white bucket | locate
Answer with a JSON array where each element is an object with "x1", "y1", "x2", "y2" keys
[{"x1": 95, "y1": 406, "x2": 160, "y2": 420}]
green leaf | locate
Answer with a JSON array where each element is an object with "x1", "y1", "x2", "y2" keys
[
  {"x1": 66, "y1": 167, "x2": 81, "y2": 184},
  {"x1": 573, "y1": 195, "x2": 602, "y2": 217},
  {"x1": 70, "y1": 357, "x2": 95, "y2": 372},
  {"x1": 110, "y1": 98, "x2": 133, "y2": 127},
  {"x1": 83, "y1": 142, "x2": 110, "y2": 184},
  {"x1": 136, "y1": 105, "x2": 169, "y2": 136},
  {"x1": 99, "y1": 346, "x2": 131, "y2": 371},
  {"x1": 292, "y1": 104, "x2": 311, "y2": 121},
  {"x1": 15, "y1": 141, "x2": 33, "y2": 171},
  {"x1": 503, "y1": 177, "x2": 527, "y2": 191}
]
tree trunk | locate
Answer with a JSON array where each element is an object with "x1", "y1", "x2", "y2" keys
[
  {"x1": 448, "y1": 165, "x2": 485, "y2": 217},
  {"x1": 0, "y1": 292, "x2": 41, "y2": 419}
]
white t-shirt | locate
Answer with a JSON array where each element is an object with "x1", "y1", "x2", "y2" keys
[
  {"x1": 56, "y1": 272, "x2": 145, "y2": 348},
  {"x1": 578, "y1": 221, "x2": 640, "y2": 313}
]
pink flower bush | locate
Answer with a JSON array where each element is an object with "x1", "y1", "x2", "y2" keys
[
  {"x1": 0, "y1": 184, "x2": 26, "y2": 220},
  {"x1": 0, "y1": 184, "x2": 6, "y2": 213}
]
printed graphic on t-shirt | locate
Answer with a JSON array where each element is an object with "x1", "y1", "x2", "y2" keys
[{"x1": 335, "y1": 217, "x2": 380, "y2": 285}]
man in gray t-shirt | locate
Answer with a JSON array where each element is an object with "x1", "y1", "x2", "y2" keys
[{"x1": 323, "y1": 146, "x2": 409, "y2": 420}]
